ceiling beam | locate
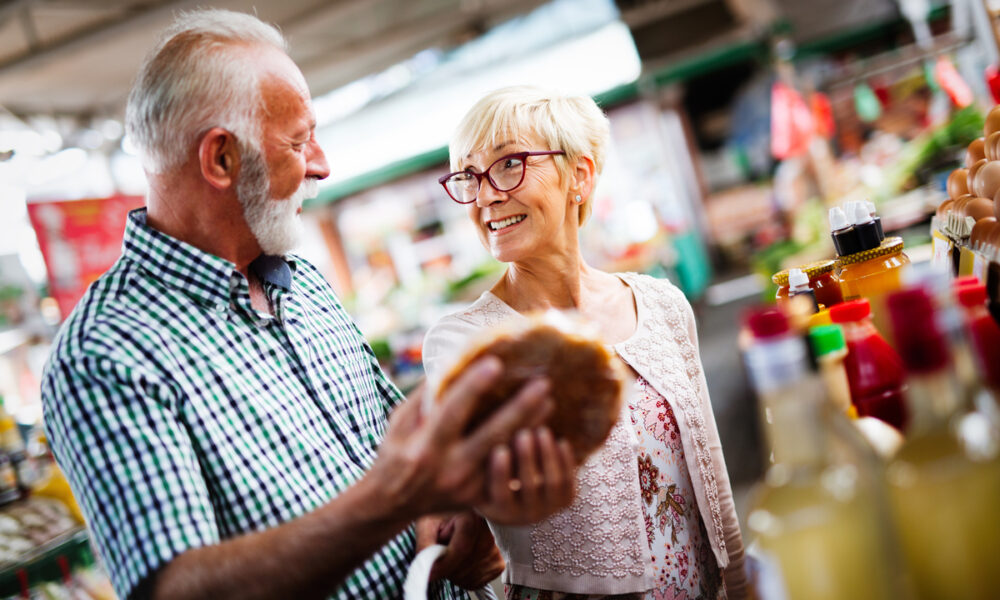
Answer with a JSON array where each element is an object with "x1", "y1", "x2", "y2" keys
[{"x1": 0, "y1": 0, "x2": 190, "y2": 78}]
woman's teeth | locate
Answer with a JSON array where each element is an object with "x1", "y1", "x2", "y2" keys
[{"x1": 489, "y1": 215, "x2": 526, "y2": 231}]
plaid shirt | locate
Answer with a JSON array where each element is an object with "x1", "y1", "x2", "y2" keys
[{"x1": 42, "y1": 208, "x2": 467, "y2": 600}]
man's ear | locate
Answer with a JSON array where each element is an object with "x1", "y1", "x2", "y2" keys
[{"x1": 198, "y1": 127, "x2": 239, "y2": 191}]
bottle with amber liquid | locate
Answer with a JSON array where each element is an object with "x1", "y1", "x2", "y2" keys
[
  {"x1": 884, "y1": 287, "x2": 1000, "y2": 599},
  {"x1": 742, "y1": 308, "x2": 908, "y2": 600}
]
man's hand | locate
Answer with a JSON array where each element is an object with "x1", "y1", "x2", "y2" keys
[{"x1": 417, "y1": 512, "x2": 503, "y2": 589}]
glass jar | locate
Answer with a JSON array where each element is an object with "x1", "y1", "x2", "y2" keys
[
  {"x1": 837, "y1": 237, "x2": 910, "y2": 337},
  {"x1": 773, "y1": 260, "x2": 844, "y2": 310}
]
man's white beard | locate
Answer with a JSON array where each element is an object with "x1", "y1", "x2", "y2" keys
[{"x1": 237, "y1": 145, "x2": 318, "y2": 256}]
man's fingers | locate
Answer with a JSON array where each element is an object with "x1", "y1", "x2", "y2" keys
[
  {"x1": 386, "y1": 389, "x2": 422, "y2": 434},
  {"x1": 464, "y1": 378, "x2": 552, "y2": 461},
  {"x1": 430, "y1": 356, "x2": 503, "y2": 440}
]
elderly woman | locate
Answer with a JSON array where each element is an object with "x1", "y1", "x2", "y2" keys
[{"x1": 422, "y1": 86, "x2": 746, "y2": 600}]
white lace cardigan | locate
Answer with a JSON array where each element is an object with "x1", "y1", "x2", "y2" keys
[{"x1": 422, "y1": 272, "x2": 747, "y2": 598}]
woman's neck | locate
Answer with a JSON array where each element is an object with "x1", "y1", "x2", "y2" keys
[{"x1": 493, "y1": 252, "x2": 599, "y2": 313}]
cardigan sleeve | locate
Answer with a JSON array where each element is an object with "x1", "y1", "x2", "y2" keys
[
  {"x1": 679, "y1": 294, "x2": 750, "y2": 599},
  {"x1": 422, "y1": 314, "x2": 482, "y2": 392}
]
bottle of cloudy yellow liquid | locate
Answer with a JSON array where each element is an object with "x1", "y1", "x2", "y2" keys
[
  {"x1": 884, "y1": 287, "x2": 1000, "y2": 599},
  {"x1": 742, "y1": 307, "x2": 908, "y2": 600}
]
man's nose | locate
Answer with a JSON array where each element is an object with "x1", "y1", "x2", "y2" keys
[{"x1": 307, "y1": 138, "x2": 330, "y2": 180}]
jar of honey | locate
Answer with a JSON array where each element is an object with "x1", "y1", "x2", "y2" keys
[
  {"x1": 772, "y1": 260, "x2": 844, "y2": 310},
  {"x1": 837, "y1": 237, "x2": 910, "y2": 336}
]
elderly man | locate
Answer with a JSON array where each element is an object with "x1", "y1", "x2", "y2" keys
[{"x1": 41, "y1": 9, "x2": 576, "y2": 600}]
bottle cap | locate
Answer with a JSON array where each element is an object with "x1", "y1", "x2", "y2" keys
[
  {"x1": 809, "y1": 324, "x2": 846, "y2": 357},
  {"x1": 957, "y1": 283, "x2": 987, "y2": 307},
  {"x1": 829, "y1": 207, "x2": 849, "y2": 231},
  {"x1": 852, "y1": 202, "x2": 874, "y2": 224},
  {"x1": 744, "y1": 307, "x2": 790, "y2": 339},
  {"x1": 788, "y1": 268, "x2": 809, "y2": 291},
  {"x1": 954, "y1": 275, "x2": 979, "y2": 288},
  {"x1": 829, "y1": 298, "x2": 871, "y2": 323},
  {"x1": 844, "y1": 201, "x2": 860, "y2": 224}
]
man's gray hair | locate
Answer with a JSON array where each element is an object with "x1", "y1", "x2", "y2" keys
[{"x1": 125, "y1": 9, "x2": 288, "y2": 173}]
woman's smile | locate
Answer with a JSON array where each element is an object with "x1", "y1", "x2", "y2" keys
[{"x1": 485, "y1": 214, "x2": 527, "y2": 234}]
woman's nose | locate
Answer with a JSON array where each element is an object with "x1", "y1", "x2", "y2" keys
[{"x1": 475, "y1": 178, "x2": 506, "y2": 207}]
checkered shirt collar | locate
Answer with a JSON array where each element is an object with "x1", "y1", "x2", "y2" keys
[{"x1": 121, "y1": 208, "x2": 294, "y2": 310}]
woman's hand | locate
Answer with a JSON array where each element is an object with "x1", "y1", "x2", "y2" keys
[{"x1": 477, "y1": 426, "x2": 577, "y2": 525}]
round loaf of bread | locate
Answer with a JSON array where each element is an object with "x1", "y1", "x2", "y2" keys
[{"x1": 436, "y1": 320, "x2": 624, "y2": 464}]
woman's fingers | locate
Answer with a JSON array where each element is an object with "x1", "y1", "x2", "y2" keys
[
  {"x1": 463, "y1": 378, "x2": 552, "y2": 461},
  {"x1": 485, "y1": 445, "x2": 516, "y2": 515},
  {"x1": 536, "y1": 427, "x2": 569, "y2": 507},
  {"x1": 556, "y1": 439, "x2": 577, "y2": 507},
  {"x1": 513, "y1": 429, "x2": 541, "y2": 512}
]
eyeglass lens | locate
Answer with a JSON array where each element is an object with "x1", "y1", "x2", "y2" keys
[{"x1": 444, "y1": 155, "x2": 525, "y2": 203}]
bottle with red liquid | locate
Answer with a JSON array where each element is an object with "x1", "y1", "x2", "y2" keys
[
  {"x1": 956, "y1": 283, "x2": 1000, "y2": 399},
  {"x1": 829, "y1": 299, "x2": 908, "y2": 431}
]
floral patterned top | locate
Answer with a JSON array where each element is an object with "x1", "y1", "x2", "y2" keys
[{"x1": 505, "y1": 374, "x2": 721, "y2": 600}]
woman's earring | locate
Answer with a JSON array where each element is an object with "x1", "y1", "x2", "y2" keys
[{"x1": 574, "y1": 194, "x2": 583, "y2": 204}]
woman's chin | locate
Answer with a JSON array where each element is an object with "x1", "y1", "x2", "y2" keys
[{"x1": 488, "y1": 243, "x2": 526, "y2": 264}]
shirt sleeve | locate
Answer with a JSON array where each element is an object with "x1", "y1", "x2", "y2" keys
[{"x1": 42, "y1": 354, "x2": 220, "y2": 600}]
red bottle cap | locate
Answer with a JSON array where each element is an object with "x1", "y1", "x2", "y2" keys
[
  {"x1": 744, "y1": 307, "x2": 790, "y2": 339},
  {"x1": 957, "y1": 283, "x2": 988, "y2": 307},
  {"x1": 955, "y1": 275, "x2": 979, "y2": 288},
  {"x1": 829, "y1": 298, "x2": 870, "y2": 323}
]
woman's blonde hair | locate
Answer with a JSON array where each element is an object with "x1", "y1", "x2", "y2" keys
[{"x1": 449, "y1": 86, "x2": 610, "y2": 226}]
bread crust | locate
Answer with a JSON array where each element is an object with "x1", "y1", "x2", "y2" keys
[{"x1": 437, "y1": 321, "x2": 624, "y2": 463}]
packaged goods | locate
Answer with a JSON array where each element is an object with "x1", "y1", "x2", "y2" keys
[
  {"x1": 742, "y1": 308, "x2": 908, "y2": 600},
  {"x1": 772, "y1": 260, "x2": 843, "y2": 310},
  {"x1": 884, "y1": 287, "x2": 1000, "y2": 599},
  {"x1": 829, "y1": 299, "x2": 908, "y2": 431}
]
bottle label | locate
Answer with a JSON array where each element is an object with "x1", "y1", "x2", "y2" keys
[
  {"x1": 932, "y1": 233, "x2": 951, "y2": 267},
  {"x1": 747, "y1": 545, "x2": 789, "y2": 600},
  {"x1": 973, "y1": 252, "x2": 987, "y2": 282}
]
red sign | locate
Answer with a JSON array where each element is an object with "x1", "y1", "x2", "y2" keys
[{"x1": 27, "y1": 196, "x2": 145, "y2": 320}]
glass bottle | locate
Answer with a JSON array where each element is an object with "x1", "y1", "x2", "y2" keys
[
  {"x1": 884, "y1": 287, "x2": 1000, "y2": 599},
  {"x1": 742, "y1": 308, "x2": 908, "y2": 600}
]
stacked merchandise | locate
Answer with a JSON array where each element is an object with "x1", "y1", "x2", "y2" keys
[
  {"x1": 0, "y1": 405, "x2": 114, "y2": 599},
  {"x1": 743, "y1": 185, "x2": 1000, "y2": 598},
  {"x1": 933, "y1": 105, "x2": 1000, "y2": 324}
]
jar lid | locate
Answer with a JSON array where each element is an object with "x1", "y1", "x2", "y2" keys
[
  {"x1": 837, "y1": 236, "x2": 905, "y2": 266},
  {"x1": 771, "y1": 259, "x2": 838, "y2": 285}
]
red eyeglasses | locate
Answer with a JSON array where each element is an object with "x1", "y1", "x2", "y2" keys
[{"x1": 438, "y1": 150, "x2": 565, "y2": 204}]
